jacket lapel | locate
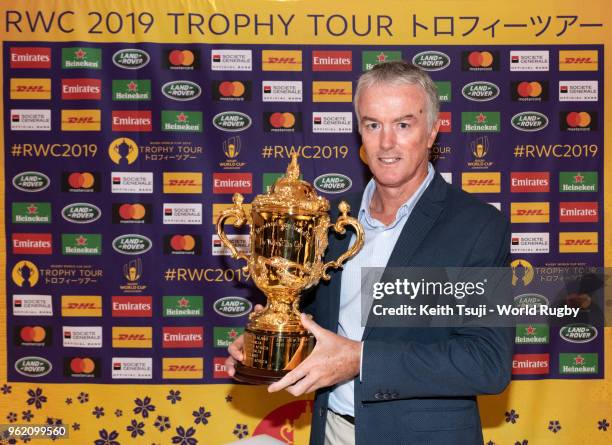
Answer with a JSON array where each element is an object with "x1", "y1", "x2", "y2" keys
[{"x1": 361, "y1": 173, "x2": 448, "y2": 340}]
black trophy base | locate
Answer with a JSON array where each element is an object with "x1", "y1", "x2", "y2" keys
[
  {"x1": 233, "y1": 362, "x2": 289, "y2": 384},
  {"x1": 234, "y1": 327, "x2": 315, "y2": 384}
]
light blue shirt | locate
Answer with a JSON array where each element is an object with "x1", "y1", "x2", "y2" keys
[{"x1": 328, "y1": 163, "x2": 435, "y2": 417}]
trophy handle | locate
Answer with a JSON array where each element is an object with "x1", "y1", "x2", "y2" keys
[
  {"x1": 321, "y1": 201, "x2": 365, "y2": 280},
  {"x1": 215, "y1": 193, "x2": 250, "y2": 269}
]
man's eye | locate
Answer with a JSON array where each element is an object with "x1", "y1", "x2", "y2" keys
[
  {"x1": 367, "y1": 123, "x2": 380, "y2": 130},
  {"x1": 398, "y1": 122, "x2": 410, "y2": 129}
]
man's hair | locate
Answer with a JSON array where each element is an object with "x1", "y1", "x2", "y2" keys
[{"x1": 354, "y1": 60, "x2": 440, "y2": 130}]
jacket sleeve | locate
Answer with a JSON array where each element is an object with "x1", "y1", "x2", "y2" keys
[{"x1": 359, "y1": 215, "x2": 513, "y2": 400}]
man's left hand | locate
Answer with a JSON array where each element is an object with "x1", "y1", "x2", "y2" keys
[{"x1": 268, "y1": 313, "x2": 361, "y2": 396}]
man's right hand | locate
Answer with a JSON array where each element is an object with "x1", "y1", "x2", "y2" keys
[{"x1": 225, "y1": 304, "x2": 264, "y2": 378}]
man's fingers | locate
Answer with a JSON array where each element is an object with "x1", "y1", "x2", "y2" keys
[
  {"x1": 300, "y1": 313, "x2": 325, "y2": 338},
  {"x1": 254, "y1": 304, "x2": 264, "y2": 312},
  {"x1": 268, "y1": 366, "x2": 307, "y2": 393},
  {"x1": 286, "y1": 373, "x2": 318, "y2": 397},
  {"x1": 224, "y1": 356, "x2": 237, "y2": 377},
  {"x1": 227, "y1": 334, "x2": 244, "y2": 361}
]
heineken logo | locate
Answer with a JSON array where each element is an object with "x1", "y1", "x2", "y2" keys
[
  {"x1": 62, "y1": 47, "x2": 101, "y2": 69},
  {"x1": 62, "y1": 234, "x2": 102, "y2": 255},
  {"x1": 461, "y1": 112, "x2": 500, "y2": 132},
  {"x1": 112, "y1": 49, "x2": 150, "y2": 69},
  {"x1": 163, "y1": 296, "x2": 204, "y2": 317},
  {"x1": 514, "y1": 293, "x2": 549, "y2": 308},
  {"x1": 213, "y1": 296, "x2": 252, "y2": 317},
  {"x1": 112, "y1": 234, "x2": 152, "y2": 255},
  {"x1": 559, "y1": 172, "x2": 597, "y2": 192},
  {"x1": 362, "y1": 51, "x2": 402, "y2": 71},
  {"x1": 213, "y1": 327, "x2": 244, "y2": 347},
  {"x1": 12, "y1": 202, "x2": 51, "y2": 224},
  {"x1": 559, "y1": 353, "x2": 598, "y2": 375},
  {"x1": 213, "y1": 111, "x2": 252, "y2": 132},
  {"x1": 314, "y1": 173, "x2": 352, "y2": 194},
  {"x1": 61, "y1": 203, "x2": 101, "y2": 224},
  {"x1": 15, "y1": 356, "x2": 52, "y2": 377},
  {"x1": 161, "y1": 111, "x2": 203, "y2": 132},
  {"x1": 412, "y1": 51, "x2": 451, "y2": 71},
  {"x1": 162, "y1": 81, "x2": 202, "y2": 101},
  {"x1": 112, "y1": 80, "x2": 151, "y2": 101},
  {"x1": 511, "y1": 111, "x2": 549, "y2": 132},
  {"x1": 13, "y1": 171, "x2": 50, "y2": 192},
  {"x1": 559, "y1": 324, "x2": 598, "y2": 343},
  {"x1": 461, "y1": 81, "x2": 500, "y2": 101},
  {"x1": 515, "y1": 324, "x2": 549, "y2": 344}
]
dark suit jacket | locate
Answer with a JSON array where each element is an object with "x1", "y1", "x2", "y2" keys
[{"x1": 305, "y1": 172, "x2": 513, "y2": 445}]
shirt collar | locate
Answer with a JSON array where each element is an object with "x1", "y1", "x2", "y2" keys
[{"x1": 358, "y1": 162, "x2": 435, "y2": 229}]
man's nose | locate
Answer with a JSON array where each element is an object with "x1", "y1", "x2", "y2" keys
[{"x1": 380, "y1": 126, "x2": 396, "y2": 150}]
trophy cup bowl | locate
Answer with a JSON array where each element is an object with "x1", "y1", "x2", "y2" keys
[{"x1": 216, "y1": 154, "x2": 364, "y2": 384}]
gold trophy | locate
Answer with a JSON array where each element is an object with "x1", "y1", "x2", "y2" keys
[{"x1": 216, "y1": 154, "x2": 364, "y2": 383}]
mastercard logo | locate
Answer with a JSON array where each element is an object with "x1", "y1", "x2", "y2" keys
[
  {"x1": 269, "y1": 112, "x2": 296, "y2": 128},
  {"x1": 218, "y1": 81, "x2": 246, "y2": 97},
  {"x1": 565, "y1": 112, "x2": 591, "y2": 128},
  {"x1": 516, "y1": 81, "x2": 543, "y2": 98},
  {"x1": 168, "y1": 50, "x2": 195, "y2": 66},
  {"x1": 70, "y1": 357, "x2": 95, "y2": 374},
  {"x1": 118, "y1": 203, "x2": 147, "y2": 220},
  {"x1": 467, "y1": 51, "x2": 494, "y2": 68},
  {"x1": 170, "y1": 235, "x2": 196, "y2": 251},
  {"x1": 20, "y1": 326, "x2": 46, "y2": 342},
  {"x1": 68, "y1": 172, "x2": 95, "y2": 189}
]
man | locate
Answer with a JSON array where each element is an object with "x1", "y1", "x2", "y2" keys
[{"x1": 226, "y1": 61, "x2": 512, "y2": 445}]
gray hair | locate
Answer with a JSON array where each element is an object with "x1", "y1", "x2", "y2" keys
[{"x1": 354, "y1": 60, "x2": 440, "y2": 130}]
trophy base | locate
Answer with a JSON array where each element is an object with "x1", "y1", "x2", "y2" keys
[
  {"x1": 236, "y1": 327, "x2": 315, "y2": 384},
  {"x1": 233, "y1": 363, "x2": 290, "y2": 385}
]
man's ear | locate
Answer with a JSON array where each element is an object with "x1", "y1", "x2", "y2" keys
[{"x1": 427, "y1": 118, "x2": 441, "y2": 148}]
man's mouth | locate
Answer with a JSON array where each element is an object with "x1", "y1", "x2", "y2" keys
[{"x1": 378, "y1": 157, "x2": 401, "y2": 164}]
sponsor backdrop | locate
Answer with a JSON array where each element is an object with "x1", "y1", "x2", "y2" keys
[{"x1": 0, "y1": 0, "x2": 611, "y2": 443}]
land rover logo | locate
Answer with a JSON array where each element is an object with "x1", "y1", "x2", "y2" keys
[
  {"x1": 62, "y1": 203, "x2": 101, "y2": 224},
  {"x1": 314, "y1": 173, "x2": 352, "y2": 194},
  {"x1": 213, "y1": 296, "x2": 252, "y2": 317},
  {"x1": 461, "y1": 82, "x2": 500, "y2": 101},
  {"x1": 212, "y1": 111, "x2": 252, "y2": 132},
  {"x1": 112, "y1": 49, "x2": 150, "y2": 69},
  {"x1": 514, "y1": 293, "x2": 549, "y2": 308},
  {"x1": 559, "y1": 324, "x2": 598, "y2": 343},
  {"x1": 162, "y1": 81, "x2": 202, "y2": 101},
  {"x1": 412, "y1": 51, "x2": 451, "y2": 71},
  {"x1": 511, "y1": 112, "x2": 549, "y2": 132},
  {"x1": 112, "y1": 234, "x2": 152, "y2": 255},
  {"x1": 15, "y1": 356, "x2": 52, "y2": 377},
  {"x1": 13, "y1": 171, "x2": 50, "y2": 192}
]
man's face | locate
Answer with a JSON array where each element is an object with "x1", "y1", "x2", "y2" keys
[{"x1": 357, "y1": 82, "x2": 439, "y2": 191}]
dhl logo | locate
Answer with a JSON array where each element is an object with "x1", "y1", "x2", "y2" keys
[
  {"x1": 262, "y1": 50, "x2": 302, "y2": 71},
  {"x1": 10, "y1": 78, "x2": 51, "y2": 99},
  {"x1": 61, "y1": 295, "x2": 102, "y2": 317},
  {"x1": 312, "y1": 82, "x2": 353, "y2": 103},
  {"x1": 112, "y1": 327, "x2": 152, "y2": 348},
  {"x1": 559, "y1": 232, "x2": 598, "y2": 253},
  {"x1": 168, "y1": 365, "x2": 197, "y2": 371},
  {"x1": 162, "y1": 358, "x2": 203, "y2": 378},
  {"x1": 266, "y1": 57, "x2": 299, "y2": 64},
  {"x1": 168, "y1": 180, "x2": 196, "y2": 186},
  {"x1": 559, "y1": 50, "x2": 598, "y2": 71},
  {"x1": 511, "y1": 203, "x2": 550, "y2": 223},
  {"x1": 67, "y1": 303, "x2": 96, "y2": 309},
  {"x1": 67, "y1": 117, "x2": 94, "y2": 124},
  {"x1": 61, "y1": 109, "x2": 101, "y2": 131},
  {"x1": 163, "y1": 172, "x2": 202, "y2": 194},
  {"x1": 117, "y1": 334, "x2": 147, "y2": 340},
  {"x1": 461, "y1": 173, "x2": 501, "y2": 193}
]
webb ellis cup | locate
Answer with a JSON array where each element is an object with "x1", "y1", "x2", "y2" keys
[{"x1": 216, "y1": 155, "x2": 364, "y2": 383}]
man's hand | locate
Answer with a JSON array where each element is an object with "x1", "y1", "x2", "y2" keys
[
  {"x1": 268, "y1": 313, "x2": 361, "y2": 396},
  {"x1": 225, "y1": 304, "x2": 263, "y2": 378}
]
